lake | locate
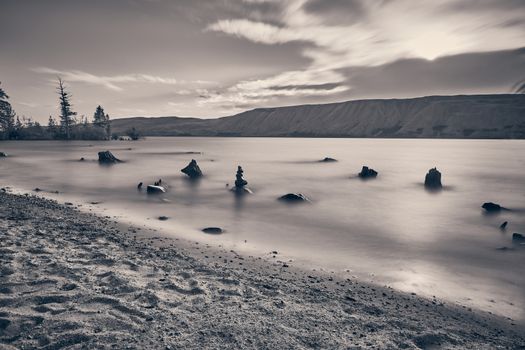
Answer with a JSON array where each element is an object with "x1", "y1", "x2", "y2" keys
[{"x1": 1, "y1": 137, "x2": 524, "y2": 321}]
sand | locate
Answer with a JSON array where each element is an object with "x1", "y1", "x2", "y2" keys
[{"x1": 0, "y1": 189, "x2": 524, "y2": 349}]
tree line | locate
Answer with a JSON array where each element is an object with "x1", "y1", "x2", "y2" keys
[{"x1": 0, "y1": 79, "x2": 140, "y2": 141}]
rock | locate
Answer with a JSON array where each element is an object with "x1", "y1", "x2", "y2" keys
[
  {"x1": 234, "y1": 166, "x2": 248, "y2": 188},
  {"x1": 482, "y1": 202, "x2": 505, "y2": 212},
  {"x1": 500, "y1": 221, "x2": 508, "y2": 229},
  {"x1": 424, "y1": 167, "x2": 442, "y2": 189},
  {"x1": 33, "y1": 188, "x2": 42, "y2": 192},
  {"x1": 202, "y1": 227, "x2": 223, "y2": 234},
  {"x1": 512, "y1": 233, "x2": 525, "y2": 243},
  {"x1": 98, "y1": 150, "x2": 120, "y2": 164},
  {"x1": 230, "y1": 186, "x2": 253, "y2": 194},
  {"x1": 181, "y1": 159, "x2": 203, "y2": 179},
  {"x1": 158, "y1": 216, "x2": 169, "y2": 221},
  {"x1": 320, "y1": 157, "x2": 337, "y2": 162},
  {"x1": 79, "y1": 157, "x2": 85, "y2": 161},
  {"x1": 137, "y1": 182, "x2": 143, "y2": 190},
  {"x1": 358, "y1": 166, "x2": 378, "y2": 179},
  {"x1": 278, "y1": 193, "x2": 310, "y2": 203},
  {"x1": 0, "y1": 152, "x2": 7, "y2": 157},
  {"x1": 146, "y1": 185, "x2": 166, "y2": 194}
]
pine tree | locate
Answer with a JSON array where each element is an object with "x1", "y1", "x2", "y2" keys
[
  {"x1": 47, "y1": 116, "x2": 57, "y2": 138},
  {"x1": 105, "y1": 113, "x2": 111, "y2": 140},
  {"x1": 0, "y1": 82, "x2": 16, "y2": 139},
  {"x1": 57, "y1": 78, "x2": 77, "y2": 140},
  {"x1": 93, "y1": 105, "x2": 105, "y2": 127},
  {"x1": 93, "y1": 105, "x2": 111, "y2": 140}
]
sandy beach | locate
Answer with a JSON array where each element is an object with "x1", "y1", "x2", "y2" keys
[{"x1": 0, "y1": 189, "x2": 523, "y2": 349}]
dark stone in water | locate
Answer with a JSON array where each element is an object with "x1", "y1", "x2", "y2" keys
[
  {"x1": 358, "y1": 166, "x2": 378, "y2": 179},
  {"x1": 234, "y1": 166, "x2": 248, "y2": 188},
  {"x1": 146, "y1": 185, "x2": 166, "y2": 194},
  {"x1": 79, "y1": 157, "x2": 85, "y2": 161},
  {"x1": 230, "y1": 186, "x2": 253, "y2": 194},
  {"x1": 202, "y1": 227, "x2": 223, "y2": 234},
  {"x1": 278, "y1": 193, "x2": 310, "y2": 203},
  {"x1": 424, "y1": 167, "x2": 442, "y2": 189},
  {"x1": 512, "y1": 233, "x2": 525, "y2": 243},
  {"x1": 98, "y1": 150, "x2": 120, "y2": 164},
  {"x1": 33, "y1": 188, "x2": 42, "y2": 192},
  {"x1": 137, "y1": 182, "x2": 143, "y2": 190},
  {"x1": 500, "y1": 221, "x2": 508, "y2": 229},
  {"x1": 158, "y1": 216, "x2": 169, "y2": 221},
  {"x1": 181, "y1": 159, "x2": 203, "y2": 179},
  {"x1": 482, "y1": 202, "x2": 505, "y2": 212},
  {"x1": 320, "y1": 157, "x2": 337, "y2": 162},
  {"x1": 0, "y1": 152, "x2": 7, "y2": 157}
]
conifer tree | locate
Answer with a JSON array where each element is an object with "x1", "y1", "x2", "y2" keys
[
  {"x1": 57, "y1": 78, "x2": 77, "y2": 140},
  {"x1": 0, "y1": 82, "x2": 16, "y2": 139}
]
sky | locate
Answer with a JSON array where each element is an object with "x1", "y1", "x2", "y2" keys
[{"x1": 1, "y1": 0, "x2": 524, "y2": 122}]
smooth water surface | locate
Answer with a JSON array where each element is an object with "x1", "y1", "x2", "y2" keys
[{"x1": 1, "y1": 137, "x2": 524, "y2": 320}]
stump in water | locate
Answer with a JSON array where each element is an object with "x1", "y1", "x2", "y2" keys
[
  {"x1": 181, "y1": 159, "x2": 203, "y2": 179},
  {"x1": 358, "y1": 166, "x2": 378, "y2": 179},
  {"x1": 424, "y1": 167, "x2": 442, "y2": 189},
  {"x1": 98, "y1": 151, "x2": 120, "y2": 164}
]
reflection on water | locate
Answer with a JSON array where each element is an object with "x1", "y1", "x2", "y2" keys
[{"x1": 1, "y1": 137, "x2": 524, "y2": 320}]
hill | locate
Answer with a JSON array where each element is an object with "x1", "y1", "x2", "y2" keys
[{"x1": 111, "y1": 94, "x2": 525, "y2": 138}]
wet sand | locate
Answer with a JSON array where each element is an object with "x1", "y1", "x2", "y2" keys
[{"x1": 0, "y1": 189, "x2": 523, "y2": 349}]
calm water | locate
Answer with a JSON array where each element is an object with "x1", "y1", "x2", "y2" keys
[{"x1": 1, "y1": 137, "x2": 524, "y2": 320}]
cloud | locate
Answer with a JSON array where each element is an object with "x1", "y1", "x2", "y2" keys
[
  {"x1": 31, "y1": 67, "x2": 212, "y2": 91},
  {"x1": 339, "y1": 47, "x2": 525, "y2": 97}
]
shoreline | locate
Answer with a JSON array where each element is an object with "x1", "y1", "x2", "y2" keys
[{"x1": 1, "y1": 190, "x2": 524, "y2": 348}]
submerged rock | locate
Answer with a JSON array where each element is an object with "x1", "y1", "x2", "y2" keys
[
  {"x1": 230, "y1": 186, "x2": 253, "y2": 194},
  {"x1": 320, "y1": 157, "x2": 337, "y2": 162},
  {"x1": 482, "y1": 202, "x2": 506, "y2": 212},
  {"x1": 0, "y1": 152, "x2": 7, "y2": 157},
  {"x1": 158, "y1": 216, "x2": 169, "y2": 221},
  {"x1": 181, "y1": 159, "x2": 203, "y2": 179},
  {"x1": 424, "y1": 167, "x2": 442, "y2": 189},
  {"x1": 512, "y1": 233, "x2": 525, "y2": 243},
  {"x1": 79, "y1": 157, "x2": 85, "y2": 161},
  {"x1": 202, "y1": 227, "x2": 223, "y2": 234},
  {"x1": 98, "y1": 150, "x2": 120, "y2": 164},
  {"x1": 500, "y1": 221, "x2": 508, "y2": 229},
  {"x1": 146, "y1": 185, "x2": 166, "y2": 194},
  {"x1": 278, "y1": 193, "x2": 310, "y2": 203},
  {"x1": 358, "y1": 166, "x2": 378, "y2": 179}
]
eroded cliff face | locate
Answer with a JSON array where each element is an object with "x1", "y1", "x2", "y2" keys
[{"x1": 111, "y1": 94, "x2": 525, "y2": 138}]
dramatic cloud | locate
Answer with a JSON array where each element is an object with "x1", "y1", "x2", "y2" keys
[{"x1": 1, "y1": 0, "x2": 524, "y2": 120}]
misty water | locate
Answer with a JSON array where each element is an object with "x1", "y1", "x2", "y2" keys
[{"x1": 1, "y1": 137, "x2": 524, "y2": 321}]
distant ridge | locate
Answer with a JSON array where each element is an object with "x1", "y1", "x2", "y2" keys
[{"x1": 111, "y1": 94, "x2": 525, "y2": 139}]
